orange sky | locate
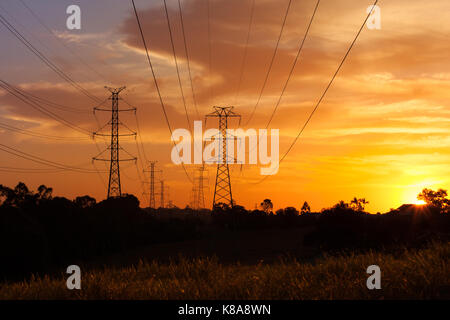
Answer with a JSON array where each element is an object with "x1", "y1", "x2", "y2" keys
[{"x1": 0, "y1": 0, "x2": 449, "y2": 212}]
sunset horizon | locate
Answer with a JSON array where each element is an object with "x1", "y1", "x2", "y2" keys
[
  {"x1": 1, "y1": 0, "x2": 449, "y2": 214},
  {"x1": 1, "y1": 0, "x2": 450, "y2": 307}
]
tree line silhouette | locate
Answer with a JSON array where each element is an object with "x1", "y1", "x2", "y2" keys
[{"x1": 0, "y1": 182, "x2": 449, "y2": 280}]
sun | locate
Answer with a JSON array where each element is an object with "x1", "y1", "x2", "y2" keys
[
  {"x1": 402, "y1": 181, "x2": 436, "y2": 206},
  {"x1": 412, "y1": 199, "x2": 426, "y2": 205}
]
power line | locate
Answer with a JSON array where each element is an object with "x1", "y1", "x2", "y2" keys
[
  {"x1": 265, "y1": 0, "x2": 320, "y2": 128},
  {"x1": 129, "y1": 115, "x2": 149, "y2": 194},
  {"x1": 0, "y1": 78, "x2": 101, "y2": 113},
  {"x1": 92, "y1": 161, "x2": 108, "y2": 189},
  {"x1": 0, "y1": 166, "x2": 67, "y2": 173},
  {"x1": 4, "y1": 0, "x2": 115, "y2": 93},
  {"x1": 244, "y1": 0, "x2": 293, "y2": 126},
  {"x1": 255, "y1": 0, "x2": 379, "y2": 184},
  {"x1": 177, "y1": 0, "x2": 200, "y2": 119},
  {"x1": 18, "y1": 0, "x2": 112, "y2": 85},
  {"x1": 0, "y1": 2, "x2": 61, "y2": 66},
  {"x1": 206, "y1": 0, "x2": 212, "y2": 102},
  {"x1": 133, "y1": 159, "x2": 149, "y2": 201},
  {"x1": 1, "y1": 80, "x2": 109, "y2": 139},
  {"x1": 15, "y1": 89, "x2": 93, "y2": 114},
  {"x1": 234, "y1": 0, "x2": 256, "y2": 105},
  {"x1": 131, "y1": 0, "x2": 192, "y2": 183},
  {"x1": 121, "y1": 97, "x2": 150, "y2": 166},
  {"x1": 131, "y1": 110, "x2": 152, "y2": 200},
  {"x1": 1, "y1": 80, "x2": 113, "y2": 185},
  {"x1": 0, "y1": 80, "x2": 92, "y2": 135},
  {"x1": 0, "y1": 121, "x2": 90, "y2": 141},
  {"x1": 162, "y1": 0, "x2": 191, "y2": 131},
  {"x1": 240, "y1": 0, "x2": 320, "y2": 172},
  {"x1": 92, "y1": 134, "x2": 111, "y2": 187},
  {"x1": 0, "y1": 143, "x2": 104, "y2": 173},
  {"x1": 133, "y1": 112, "x2": 149, "y2": 163},
  {"x1": 159, "y1": 0, "x2": 205, "y2": 160},
  {"x1": 0, "y1": 12, "x2": 101, "y2": 103}
]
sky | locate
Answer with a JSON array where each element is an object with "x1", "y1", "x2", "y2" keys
[{"x1": 0, "y1": 0, "x2": 449, "y2": 213}]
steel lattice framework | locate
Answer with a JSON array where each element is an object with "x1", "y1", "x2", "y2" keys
[
  {"x1": 93, "y1": 86, "x2": 136, "y2": 198},
  {"x1": 144, "y1": 161, "x2": 161, "y2": 208},
  {"x1": 192, "y1": 166, "x2": 208, "y2": 209},
  {"x1": 205, "y1": 106, "x2": 241, "y2": 208}
]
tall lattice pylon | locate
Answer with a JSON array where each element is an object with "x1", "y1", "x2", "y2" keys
[
  {"x1": 93, "y1": 86, "x2": 137, "y2": 198},
  {"x1": 205, "y1": 106, "x2": 241, "y2": 208},
  {"x1": 144, "y1": 161, "x2": 161, "y2": 208}
]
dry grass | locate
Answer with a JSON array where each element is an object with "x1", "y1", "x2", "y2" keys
[{"x1": 1, "y1": 242, "x2": 449, "y2": 300}]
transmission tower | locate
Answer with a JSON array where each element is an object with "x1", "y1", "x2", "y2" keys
[
  {"x1": 165, "y1": 185, "x2": 174, "y2": 208},
  {"x1": 144, "y1": 161, "x2": 161, "y2": 208},
  {"x1": 192, "y1": 166, "x2": 208, "y2": 209},
  {"x1": 93, "y1": 86, "x2": 137, "y2": 198},
  {"x1": 159, "y1": 179, "x2": 167, "y2": 208},
  {"x1": 164, "y1": 184, "x2": 173, "y2": 208},
  {"x1": 205, "y1": 106, "x2": 241, "y2": 208}
]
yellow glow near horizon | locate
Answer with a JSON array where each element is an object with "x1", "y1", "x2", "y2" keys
[
  {"x1": 400, "y1": 180, "x2": 440, "y2": 207},
  {"x1": 412, "y1": 199, "x2": 427, "y2": 205}
]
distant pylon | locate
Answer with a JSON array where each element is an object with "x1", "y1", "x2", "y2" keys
[
  {"x1": 166, "y1": 186, "x2": 173, "y2": 208},
  {"x1": 160, "y1": 179, "x2": 164, "y2": 208},
  {"x1": 93, "y1": 86, "x2": 136, "y2": 198},
  {"x1": 205, "y1": 106, "x2": 241, "y2": 208},
  {"x1": 144, "y1": 161, "x2": 161, "y2": 208},
  {"x1": 192, "y1": 166, "x2": 208, "y2": 209}
]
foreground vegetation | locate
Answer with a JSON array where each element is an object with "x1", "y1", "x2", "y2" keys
[
  {"x1": 1, "y1": 241, "x2": 449, "y2": 300},
  {"x1": 1, "y1": 182, "x2": 449, "y2": 299}
]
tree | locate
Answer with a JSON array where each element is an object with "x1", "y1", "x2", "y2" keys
[
  {"x1": 213, "y1": 202, "x2": 231, "y2": 213},
  {"x1": 0, "y1": 182, "x2": 32, "y2": 207},
  {"x1": 37, "y1": 185, "x2": 53, "y2": 201},
  {"x1": 0, "y1": 184, "x2": 14, "y2": 206},
  {"x1": 14, "y1": 182, "x2": 30, "y2": 199},
  {"x1": 350, "y1": 197, "x2": 369, "y2": 212},
  {"x1": 260, "y1": 199, "x2": 273, "y2": 214},
  {"x1": 333, "y1": 200, "x2": 349, "y2": 210},
  {"x1": 284, "y1": 207, "x2": 299, "y2": 217},
  {"x1": 300, "y1": 201, "x2": 311, "y2": 215},
  {"x1": 417, "y1": 188, "x2": 450, "y2": 214},
  {"x1": 74, "y1": 195, "x2": 96, "y2": 208}
]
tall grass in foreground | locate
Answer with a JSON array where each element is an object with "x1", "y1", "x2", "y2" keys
[{"x1": 1, "y1": 242, "x2": 449, "y2": 300}]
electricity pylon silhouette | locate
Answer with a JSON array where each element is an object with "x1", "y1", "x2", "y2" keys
[
  {"x1": 166, "y1": 186, "x2": 173, "y2": 208},
  {"x1": 192, "y1": 166, "x2": 208, "y2": 209},
  {"x1": 160, "y1": 179, "x2": 165, "y2": 208},
  {"x1": 144, "y1": 161, "x2": 161, "y2": 208},
  {"x1": 93, "y1": 86, "x2": 136, "y2": 198},
  {"x1": 205, "y1": 106, "x2": 241, "y2": 208}
]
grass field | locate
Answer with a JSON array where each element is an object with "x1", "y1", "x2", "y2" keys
[{"x1": 1, "y1": 241, "x2": 449, "y2": 300}]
